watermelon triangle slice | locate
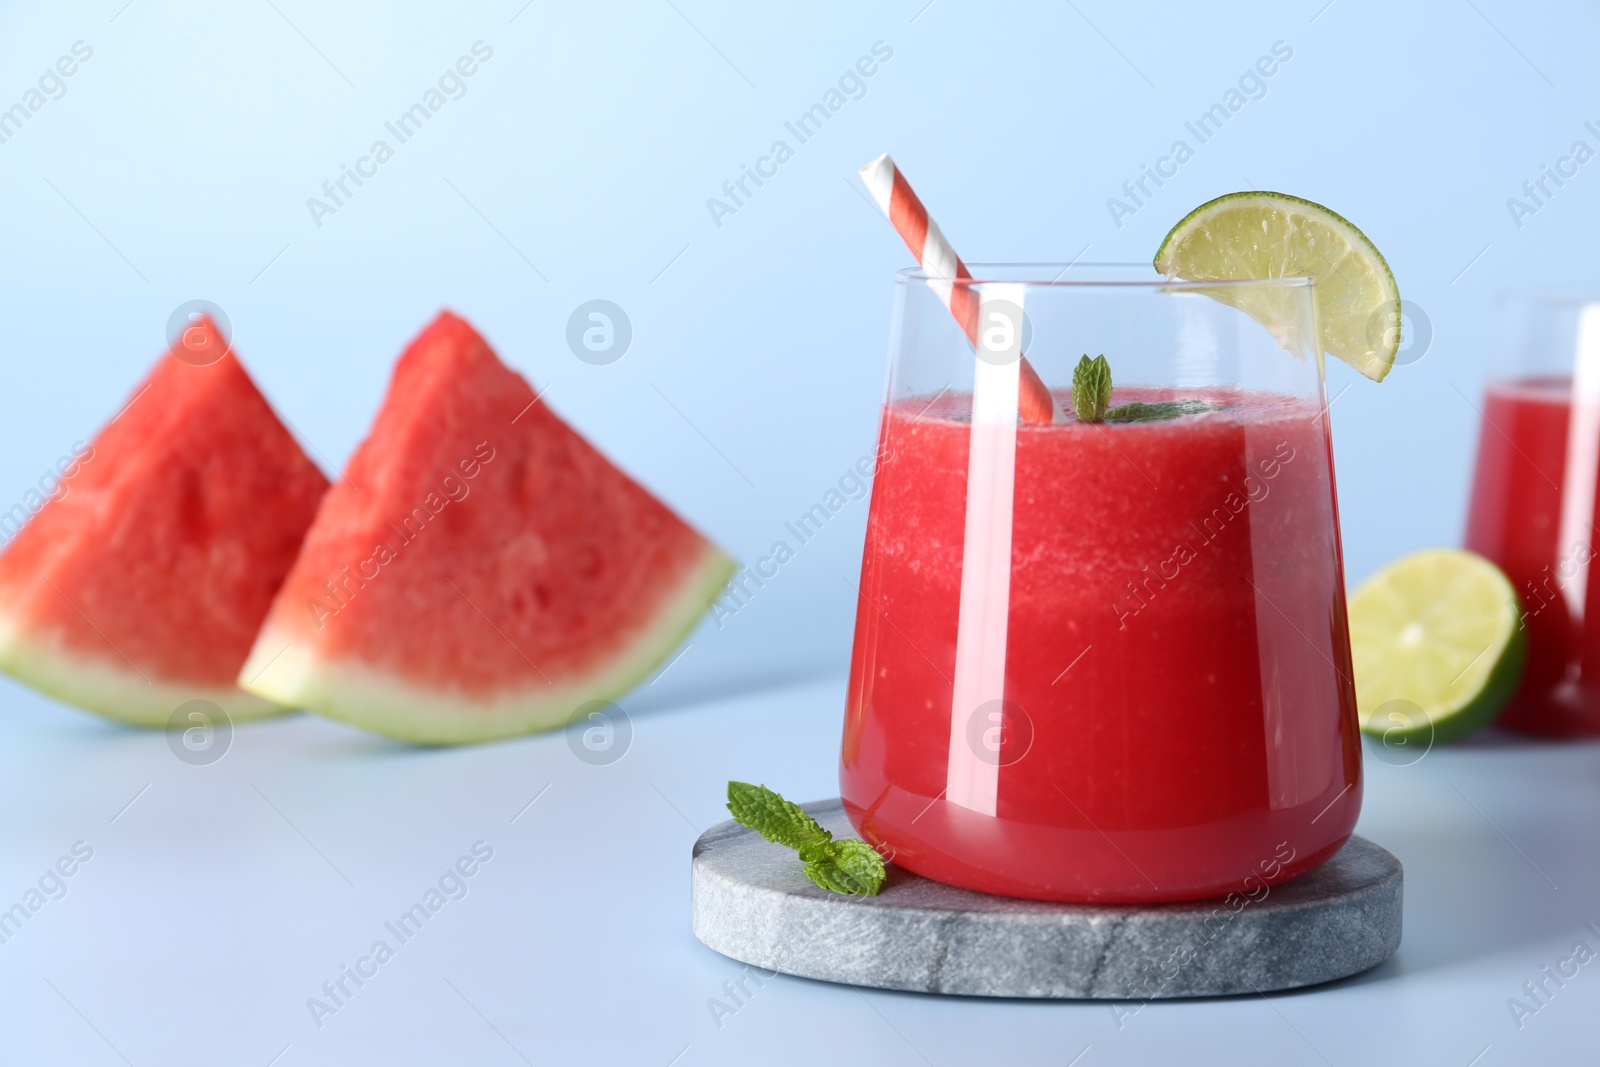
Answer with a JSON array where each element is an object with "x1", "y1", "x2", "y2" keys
[
  {"x1": 0, "y1": 322, "x2": 330, "y2": 725},
  {"x1": 239, "y1": 311, "x2": 735, "y2": 744}
]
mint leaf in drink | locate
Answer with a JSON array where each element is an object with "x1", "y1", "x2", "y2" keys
[
  {"x1": 726, "y1": 782, "x2": 886, "y2": 895},
  {"x1": 1072, "y1": 354, "x2": 1112, "y2": 422},
  {"x1": 1104, "y1": 399, "x2": 1223, "y2": 422}
]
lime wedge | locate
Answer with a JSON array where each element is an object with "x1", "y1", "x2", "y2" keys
[
  {"x1": 1154, "y1": 191, "x2": 1402, "y2": 382},
  {"x1": 1347, "y1": 548, "x2": 1526, "y2": 745}
]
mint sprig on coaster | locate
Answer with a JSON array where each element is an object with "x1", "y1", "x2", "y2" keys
[
  {"x1": 1070, "y1": 354, "x2": 1222, "y2": 424},
  {"x1": 726, "y1": 782, "x2": 886, "y2": 896}
]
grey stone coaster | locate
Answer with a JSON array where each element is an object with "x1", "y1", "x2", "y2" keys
[{"x1": 691, "y1": 799, "x2": 1402, "y2": 999}]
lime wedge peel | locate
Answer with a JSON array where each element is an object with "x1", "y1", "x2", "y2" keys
[
  {"x1": 1347, "y1": 547, "x2": 1527, "y2": 746},
  {"x1": 1154, "y1": 191, "x2": 1402, "y2": 383}
]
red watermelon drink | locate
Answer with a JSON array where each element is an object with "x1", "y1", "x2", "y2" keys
[
  {"x1": 838, "y1": 266, "x2": 1363, "y2": 904},
  {"x1": 1464, "y1": 298, "x2": 1600, "y2": 734}
]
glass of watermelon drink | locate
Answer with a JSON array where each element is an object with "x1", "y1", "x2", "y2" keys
[
  {"x1": 1465, "y1": 295, "x2": 1600, "y2": 736},
  {"x1": 840, "y1": 264, "x2": 1362, "y2": 903}
]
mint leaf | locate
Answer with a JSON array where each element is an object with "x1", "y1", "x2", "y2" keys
[
  {"x1": 726, "y1": 782, "x2": 886, "y2": 896},
  {"x1": 1072, "y1": 354, "x2": 1112, "y2": 423},
  {"x1": 808, "y1": 839, "x2": 887, "y2": 896},
  {"x1": 727, "y1": 782, "x2": 831, "y2": 852},
  {"x1": 1104, "y1": 399, "x2": 1222, "y2": 423}
]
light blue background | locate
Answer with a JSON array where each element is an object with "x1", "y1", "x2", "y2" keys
[{"x1": 0, "y1": 2, "x2": 1597, "y2": 1063}]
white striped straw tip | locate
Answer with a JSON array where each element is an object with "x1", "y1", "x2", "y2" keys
[{"x1": 858, "y1": 153, "x2": 896, "y2": 205}]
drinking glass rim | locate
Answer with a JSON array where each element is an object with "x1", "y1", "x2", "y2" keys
[
  {"x1": 1496, "y1": 290, "x2": 1600, "y2": 309},
  {"x1": 894, "y1": 261, "x2": 1314, "y2": 290}
]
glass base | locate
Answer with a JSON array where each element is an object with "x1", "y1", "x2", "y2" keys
[{"x1": 841, "y1": 789, "x2": 1359, "y2": 905}]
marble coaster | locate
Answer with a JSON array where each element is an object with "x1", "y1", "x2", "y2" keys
[{"x1": 691, "y1": 799, "x2": 1401, "y2": 999}]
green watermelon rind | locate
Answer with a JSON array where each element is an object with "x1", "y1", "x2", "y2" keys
[
  {"x1": 237, "y1": 544, "x2": 735, "y2": 745},
  {"x1": 0, "y1": 615, "x2": 289, "y2": 726}
]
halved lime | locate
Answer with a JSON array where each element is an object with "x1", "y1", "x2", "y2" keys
[
  {"x1": 1154, "y1": 191, "x2": 1402, "y2": 382},
  {"x1": 1347, "y1": 548, "x2": 1526, "y2": 745}
]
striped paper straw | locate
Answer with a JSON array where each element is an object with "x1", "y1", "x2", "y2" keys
[{"x1": 858, "y1": 153, "x2": 1065, "y2": 425}]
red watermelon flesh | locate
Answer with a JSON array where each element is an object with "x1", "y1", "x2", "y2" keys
[
  {"x1": 239, "y1": 311, "x2": 734, "y2": 743},
  {"x1": 0, "y1": 322, "x2": 329, "y2": 724}
]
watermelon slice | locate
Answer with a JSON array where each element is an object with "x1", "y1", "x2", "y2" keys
[
  {"x1": 0, "y1": 321, "x2": 330, "y2": 725},
  {"x1": 239, "y1": 311, "x2": 734, "y2": 744}
]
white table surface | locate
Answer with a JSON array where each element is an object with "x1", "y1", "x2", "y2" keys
[{"x1": 0, "y1": 673, "x2": 1593, "y2": 1066}]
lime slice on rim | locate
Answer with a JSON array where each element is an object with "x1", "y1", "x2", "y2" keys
[
  {"x1": 1154, "y1": 191, "x2": 1402, "y2": 382},
  {"x1": 1347, "y1": 548, "x2": 1526, "y2": 746}
]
